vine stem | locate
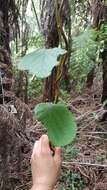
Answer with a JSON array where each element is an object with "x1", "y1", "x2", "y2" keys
[{"x1": 54, "y1": 0, "x2": 68, "y2": 104}]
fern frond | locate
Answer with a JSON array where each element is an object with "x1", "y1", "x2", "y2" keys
[{"x1": 70, "y1": 28, "x2": 98, "y2": 89}]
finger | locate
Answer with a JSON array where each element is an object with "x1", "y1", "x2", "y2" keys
[
  {"x1": 40, "y1": 134, "x2": 51, "y2": 154},
  {"x1": 31, "y1": 140, "x2": 40, "y2": 160},
  {"x1": 32, "y1": 140, "x2": 39, "y2": 154},
  {"x1": 54, "y1": 147, "x2": 61, "y2": 164}
]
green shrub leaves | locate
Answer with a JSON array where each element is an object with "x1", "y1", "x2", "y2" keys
[
  {"x1": 18, "y1": 47, "x2": 77, "y2": 147},
  {"x1": 34, "y1": 103, "x2": 77, "y2": 146},
  {"x1": 18, "y1": 48, "x2": 67, "y2": 78}
]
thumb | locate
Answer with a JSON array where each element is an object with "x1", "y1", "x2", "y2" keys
[
  {"x1": 41, "y1": 135, "x2": 50, "y2": 154},
  {"x1": 54, "y1": 147, "x2": 61, "y2": 164}
]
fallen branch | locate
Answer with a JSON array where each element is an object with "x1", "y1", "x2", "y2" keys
[
  {"x1": 77, "y1": 131, "x2": 107, "y2": 134},
  {"x1": 63, "y1": 161, "x2": 107, "y2": 168}
]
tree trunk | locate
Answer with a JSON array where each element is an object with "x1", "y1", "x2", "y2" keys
[
  {"x1": 0, "y1": 105, "x2": 32, "y2": 190},
  {"x1": 15, "y1": 0, "x2": 29, "y2": 103},
  {"x1": 41, "y1": 0, "x2": 59, "y2": 102},
  {"x1": 86, "y1": 67, "x2": 95, "y2": 88},
  {"x1": 101, "y1": 44, "x2": 107, "y2": 104},
  {"x1": 62, "y1": 0, "x2": 72, "y2": 92},
  {"x1": 86, "y1": 0, "x2": 102, "y2": 89},
  {"x1": 41, "y1": 0, "x2": 71, "y2": 102},
  {"x1": 43, "y1": 68, "x2": 58, "y2": 102},
  {"x1": 90, "y1": 0, "x2": 107, "y2": 102},
  {"x1": 0, "y1": 1, "x2": 12, "y2": 104}
]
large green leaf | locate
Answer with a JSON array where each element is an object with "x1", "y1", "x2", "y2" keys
[
  {"x1": 34, "y1": 103, "x2": 77, "y2": 146},
  {"x1": 18, "y1": 48, "x2": 67, "y2": 78}
]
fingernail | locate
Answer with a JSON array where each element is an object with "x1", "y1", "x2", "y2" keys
[{"x1": 41, "y1": 134, "x2": 48, "y2": 140}]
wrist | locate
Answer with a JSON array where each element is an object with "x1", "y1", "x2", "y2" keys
[{"x1": 31, "y1": 184, "x2": 53, "y2": 190}]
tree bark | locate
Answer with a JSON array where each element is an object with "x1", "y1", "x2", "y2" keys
[
  {"x1": 0, "y1": 0, "x2": 12, "y2": 104},
  {"x1": 41, "y1": 0, "x2": 59, "y2": 102},
  {"x1": 86, "y1": 0, "x2": 101, "y2": 89},
  {"x1": 86, "y1": 67, "x2": 95, "y2": 88},
  {"x1": 0, "y1": 106, "x2": 23, "y2": 190},
  {"x1": 101, "y1": 44, "x2": 107, "y2": 104},
  {"x1": 41, "y1": 0, "x2": 71, "y2": 102},
  {"x1": 89, "y1": 0, "x2": 107, "y2": 100}
]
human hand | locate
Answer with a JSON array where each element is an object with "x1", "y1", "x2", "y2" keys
[{"x1": 31, "y1": 135, "x2": 61, "y2": 190}]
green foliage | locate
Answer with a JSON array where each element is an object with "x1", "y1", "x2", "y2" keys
[
  {"x1": 102, "y1": 0, "x2": 107, "y2": 6},
  {"x1": 102, "y1": 99, "x2": 107, "y2": 107},
  {"x1": 18, "y1": 48, "x2": 66, "y2": 78},
  {"x1": 96, "y1": 154, "x2": 106, "y2": 162},
  {"x1": 28, "y1": 78, "x2": 42, "y2": 98},
  {"x1": 28, "y1": 33, "x2": 44, "y2": 48},
  {"x1": 95, "y1": 23, "x2": 107, "y2": 64},
  {"x1": 34, "y1": 103, "x2": 77, "y2": 146},
  {"x1": 59, "y1": 89, "x2": 71, "y2": 102},
  {"x1": 99, "y1": 24, "x2": 107, "y2": 48},
  {"x1": 59, "y1": 170, "x2": 86, "y2": 190},
  {"x1": 63, "y1": 145, "x2": 79, "y2": 160},
  {"x1": 18, "y1": 47, "x2": 77, "y2": 147},
  {"x1": 70, "y1": 28, "x2": 98, "y2": 89},
  {"x1": 59, "y1": 143, "x2": 86, "y2": 189}
]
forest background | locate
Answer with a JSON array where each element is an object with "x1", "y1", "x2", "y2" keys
[{"x1": 0, "y1": 0, "x2": 107, "y2": 189}]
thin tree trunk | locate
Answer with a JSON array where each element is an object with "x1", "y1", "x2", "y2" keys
[
  {"x1": 16, "y1": 0, "x2": 29, "y2": 103},
  {"x1": 91, "y1": 0, "x2": 107, "y2": 104},
  {"x1": 62, "y1": 0, "x2": 72, "y2": 92},
  {"x1": 86, "y1": 67, "x2": 95, "y2": 88},
  {"x1": 41, "y1": 0, "x2": 59, "y2": 102},
  {"x1": 86, "y1": 0, "x2": 100, "y2": 89},
  {"x1": 101, "y1": 44, "x2": 107, "y2": 104},
  {"x1": 41, "y1": 0, "x2": 71, "y2": 102}
]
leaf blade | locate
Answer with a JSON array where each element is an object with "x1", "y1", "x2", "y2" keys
[
  {"x1": 18, "y1": 48, "x2": 67, "y2": 78},
  {"x1": 34, "y1": 103, "x2": 77, "y2": 146}
]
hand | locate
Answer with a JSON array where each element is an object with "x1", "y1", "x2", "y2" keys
[{"x1": 31, "y1": 135, "x2": 61, "y2": 190}]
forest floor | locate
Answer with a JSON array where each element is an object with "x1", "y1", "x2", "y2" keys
[
  {"x1": 58, "y1": 86, "x2": 107, "y2": 190},
  {"x1": 15, "y1": 78, "x2": 107, "y2": 190}
]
